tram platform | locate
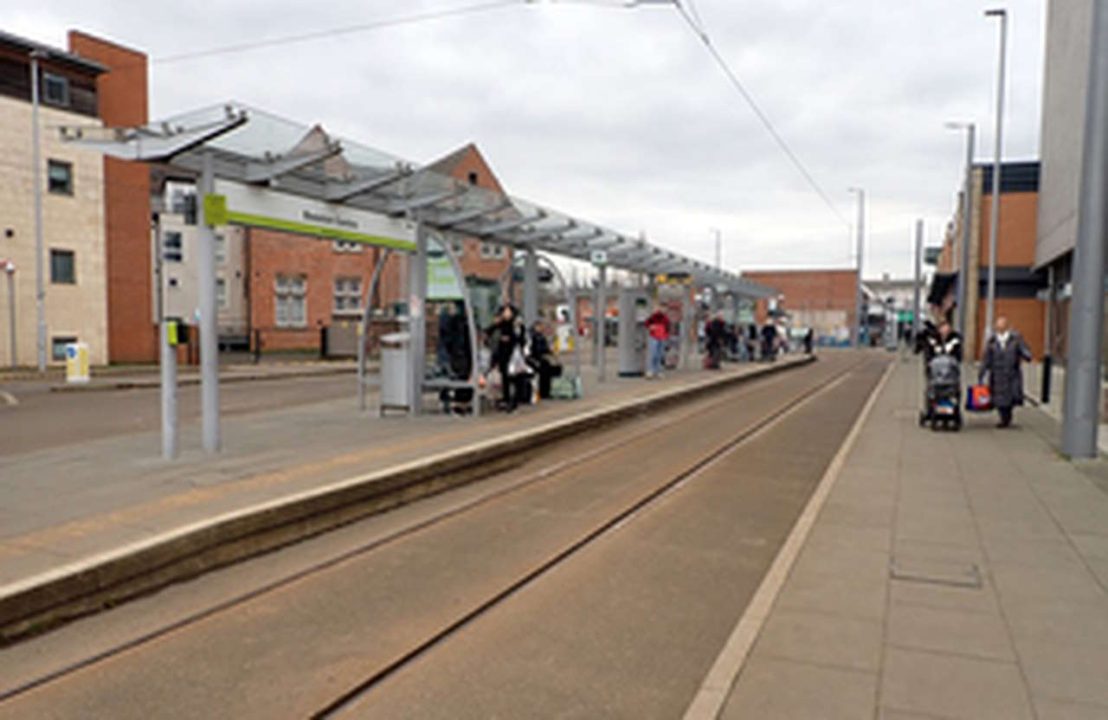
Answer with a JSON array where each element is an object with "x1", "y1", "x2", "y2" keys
[
  {"x1": 696, "y1": 356, "x2": 1108, "y2": 720},
  {"x1": 0, "y1": 352, "x2": 810, "y2": 641}
]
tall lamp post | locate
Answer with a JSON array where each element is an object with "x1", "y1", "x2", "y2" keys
[
  {"x1": 848, "y1": 187, "x2": 865, "y2": 348},
  {"x1": 1062, "y1": 0, "x2": 1108, "y2": 459},
  {"x1": 984, "y1": 8, "x2": 1008, "y2": 342},
  {"x1": 945, "y1": 122, "x2": 976, "y2": 337},
  {"x1": 30, "y1": 49, "x2": 47, "y2": 373}
]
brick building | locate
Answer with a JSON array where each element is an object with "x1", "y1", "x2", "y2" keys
[
  {"x1": 743, "y1": 269, "x2": 858, "y2": 344},
  {"x1": 68, "y1": 32, "x2": 154, "y2": 363},
  {"x1": 0, "y1": 30, "x2": 114, "y2": 366},
  {"x1": 935, "y1": 161, "x2": 1045, "y2": 360}
]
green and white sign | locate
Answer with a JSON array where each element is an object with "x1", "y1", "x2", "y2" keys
[
  {"x1": 209, "y1": 179, "x2": 417, "y2": 251},
  {"x1": 427, "y1": 235, "x2": 463, "y2": 300}
]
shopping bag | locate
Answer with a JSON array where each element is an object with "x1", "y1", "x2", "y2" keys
[{"x1": 965, "y1": 384, "x2": 993, "y2": 412}]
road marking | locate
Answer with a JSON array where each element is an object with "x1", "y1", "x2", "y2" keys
[
  {"x1": 0, "y1": 390, "x2": 18, "y2": 407},
  {"x1": 681, "y1": 359, "x2": 896, "y2": 720}
]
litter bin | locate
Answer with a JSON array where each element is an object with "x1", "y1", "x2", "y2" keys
[
  {"x1": 380, "y1": 332, "x2": 411, "y2": 412},
  {"x1": 65, "y1": 342, "x2": 90, "y2": 384}
]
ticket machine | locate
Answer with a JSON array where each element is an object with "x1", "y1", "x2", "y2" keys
[{"x1": 618, "y1": 288, "x2": 650, "y2": 377}]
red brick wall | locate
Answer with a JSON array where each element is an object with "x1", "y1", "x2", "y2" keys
[
  {"x1": 973, "y1": 297, "x2": 1044, "y2": 361},
  {"x1": 68, "y1": 32, "x2": 155, "y2": 363},
  {"x1": 743, "y1": 269, "x2": 858, "y2": 326},
  {"x1": 978, "y1": 191, "x2": 1038, "y2": 268},
  {"x1": 246, "y1": 228, "x2": 380, "y2": 351}
]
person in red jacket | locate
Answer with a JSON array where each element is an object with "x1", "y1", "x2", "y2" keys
[{"x1": 645, "y1": 305, "x2": 670, "y2": 378}]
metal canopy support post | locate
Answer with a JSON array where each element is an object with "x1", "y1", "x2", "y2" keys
[
  {"x1": 198, "y1": 152, "x2": 221, "y2": 453},
  {"x1": 523, "y1": 247, "x2": 539, "y2": 326},
  {"x1": 358, "y1": 248, "x2": 394, "y2": 412},
  {"x1": 681, "y1": 289, "x2": 693, "y2": 370},
  {"x1": 596, "y1": 265, "x2": 607, "y2": 382},
  {"x1": 913, "y1": 219, "x2": 923, "y2": 340},
  {"x1": 408, "y1": 222, "x2": 428, "y2": 415},
  {"x1": 1063, "y1": 0, "x2": 1108, "y2": 459}
]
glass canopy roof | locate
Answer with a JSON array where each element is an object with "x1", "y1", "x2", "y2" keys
[{"x1": 61, "y1": 101, "x2": 776, "y2": 299}]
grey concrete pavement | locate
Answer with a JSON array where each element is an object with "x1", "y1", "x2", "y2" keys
[
  {"x1": 720, "y1": 356, "x2": 1108, "y2": 720},
  {"x1": 0, "y1": 352, "x2": 809, "y2": 599}
]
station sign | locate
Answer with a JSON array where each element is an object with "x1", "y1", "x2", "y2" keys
[
  {"x1": 590, "y1": 249, "x2": 608, "y2": 267},
  {"x1": 206, "y1": 180, "x2": 417, "y2": 251}
]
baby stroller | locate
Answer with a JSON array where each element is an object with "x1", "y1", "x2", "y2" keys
[{"x1": 919, "y1": 353, "x2": 962, "y2": 431}]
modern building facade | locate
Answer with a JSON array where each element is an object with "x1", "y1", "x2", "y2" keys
[
  {"x1": 0, "y1": 31, "x2": 110, "y2": 366},
  {"x1": 1035, "y1": 0, "x2": 1101, "y2": 365},
  {"x1": 934, "y1": 161, "x2": 1045, "y2": 360}
]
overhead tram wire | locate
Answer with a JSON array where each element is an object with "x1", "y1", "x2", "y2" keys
[
  {"x1": 152, "y1": 0, "x2": 524, "y2": 65},
  {"x1": 670, "y1": 2, "x2": 851, "y2": 230}
]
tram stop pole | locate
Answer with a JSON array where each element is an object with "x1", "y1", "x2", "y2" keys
[
  {"x1": 596, "y1": 264, "x2": 608, "y2": 382},
  {"x1": 198, "y1": 152, "x2": 221, "y2": 453},
  {"x1": 523, "y1": 247, "x2": 539, "y2": 327},
  {"x1": 408, "y1": 222, "x2": 428, "y2": 416},
  {"x1": 1063, "y1": 0, "x2": 1108, "y2": 459}
]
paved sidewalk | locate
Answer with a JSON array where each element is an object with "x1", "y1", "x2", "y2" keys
[
  {"x1": 0, "y1": 354, "x2": 806, "y2": 595},
  {"x1": 721, "y1": 357, "x2": 1108, "y2": 719}
]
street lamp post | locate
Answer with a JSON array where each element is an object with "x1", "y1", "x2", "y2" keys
[
  {"x1": 848, "y1": 188, "x2": 865, "y2": 348},
  {"x1": 711, "y1": 227, "x2": 722, "y2": 270},
  {"x1": 946, "y1": 122, "x2": 976, "y2": 337},
  {"x1": 1062, "y1": 0, "x2": 1108, "y2": 459},
  {"x1": 984, "y1": 8, "x2": 1008, "y2": 342},
  {"x1": 30, "y1": 49, "x2": 47, "y2": 373}
]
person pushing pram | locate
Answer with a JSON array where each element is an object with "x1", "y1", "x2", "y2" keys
[{"x1": 917, "y1": 319, "x2": 963, "y2": 430}]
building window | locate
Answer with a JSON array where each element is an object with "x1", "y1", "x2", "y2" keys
[
  {"x1": 216, "y1": 277, "x2": 227, "y2": 308},
  {"x1": 467, "y1": 171, "x2": 479, "y2": 186},
  {"x1": 480, "y1": 242, "x2": 505, "y2": 260},
  {"x1": 50, "y1": 249, "x2": 75, "y2": 284},
  {"x1": 215, "y1": 233, "x2": 226, "y2": 264},
  {"x1": 333, "y1": 277, "x2": 362, "y2": 314},
  {"x1": 332, "y1": 239, "x2": 363, "y2": 253},
  {"x1": 47, "y1": 160, "x2": 73, "y2": 195},
  {"x1": 450, "y1": 238, "x2": 465, "y2": 258},
  {"x1": 162, "y1": 231, "x2": 183, "y2": 262},
  {"x1": 42, "y1": 73, "x2": 70, "y2": 107},
  {"x1": 275, "y1": 274, "x2": 307, "y2": 328},
  {"x1": 51, "y1": 336, "x2": 77, "y2": 361}
]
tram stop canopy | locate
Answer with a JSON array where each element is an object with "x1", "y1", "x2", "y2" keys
[{"x1": 60, "y1": 101, "x2": 777, "y2": 299}]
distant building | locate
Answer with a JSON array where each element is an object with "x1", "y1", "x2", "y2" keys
[
  {"x1": 744, "y1": 269, "x2": 858, "y2": 344},
  {"x1": 0, "y1": 31, "x2": 114, "y2": 366}
]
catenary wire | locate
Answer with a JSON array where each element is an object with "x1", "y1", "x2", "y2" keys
[{"x1": 672, "y1": 2, "x2": 851, "y2": 230}]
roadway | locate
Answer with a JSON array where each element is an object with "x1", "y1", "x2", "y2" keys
[
  {"x1": 0, "y1": 374, "x2": 355, "y2": 456},
  {"x1": 0, "y1": 352, "x2": 888, "y2": 719}
]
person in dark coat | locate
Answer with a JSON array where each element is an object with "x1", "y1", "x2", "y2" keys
[
  {"x1": 978, "y1": 316, "x2": 1032, "y2": 428},
  {"x1": 527, "y1": 319, "x2": 560, "y2": 399},
  {"x1": 760, "y1": 323, "x2": 778, "y2": 362},
  {"x1": 705, "y1": 313, "x2": 727, "y2": 369},
  {"x1": 488, "y1": 304, "x2": 524, "y2": 412}
]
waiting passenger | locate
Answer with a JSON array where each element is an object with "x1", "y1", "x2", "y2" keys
[
  {"x1": 528, "y1": 319, "x2": 561, "y2": 400},
  {"x1": 645, "y1": 304, "x2": 670, "y2": 379},
  {"x1": 488, "y1": 304, "x2": 525, "y2": 412}
]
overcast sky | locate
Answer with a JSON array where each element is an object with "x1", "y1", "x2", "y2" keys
[{"x1": 10, "y1": 0, "x2": 1047, "y2": 280}]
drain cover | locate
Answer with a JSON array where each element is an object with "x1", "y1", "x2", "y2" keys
[{"x1": 890, "y1": 557, "x2": 982, "y2": 589}]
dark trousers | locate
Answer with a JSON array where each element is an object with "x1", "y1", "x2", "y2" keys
[
  {"x1": 496, "y1": 356, "x2": 514, "y2": 409},
  {"x1": 998, "y1": 406, "x2": 1013, "y2": 427}
]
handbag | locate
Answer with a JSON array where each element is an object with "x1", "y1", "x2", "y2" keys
[
  {"x1": 508, "y1": 346, "x2": 531, "y2": 377},
  {"x1": 965, "y1": 384, "x2": 993, "y2": 412}
]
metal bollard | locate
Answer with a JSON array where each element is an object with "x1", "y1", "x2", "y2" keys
[{"x1": 1041, "y1": 354, "x2": 1052, "y2": 405}]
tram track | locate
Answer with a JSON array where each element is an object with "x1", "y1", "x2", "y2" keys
[{"x1": 0, "y1": 355, "x2": 882, "y2": 719}]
